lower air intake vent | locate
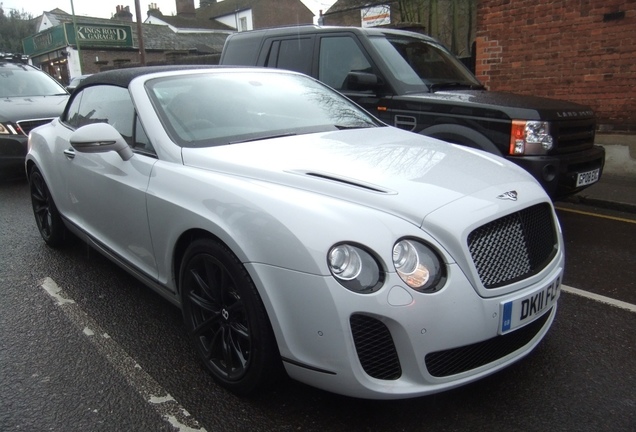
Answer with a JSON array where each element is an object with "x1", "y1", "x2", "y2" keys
[
  {"x1": 425, "y1": 309, "x2": 552, "y2": 377},
  {"x1": 350, "y1": 314, "x2": 401, "y2": 380}
]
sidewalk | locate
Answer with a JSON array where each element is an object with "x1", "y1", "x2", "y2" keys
[{"x1": 565, "y1": 134, "x2": 636, "y2": 213}]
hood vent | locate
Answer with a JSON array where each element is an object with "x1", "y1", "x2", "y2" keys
[{"x1": 302, "y1": 171, "x2": 394, "y2": 194}]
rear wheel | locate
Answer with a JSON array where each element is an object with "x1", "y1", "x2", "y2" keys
[
  {"x1": 180, "y1": 238, "x2": 280, "y2": 395},
  {"x1": 29, "y1": 167, "x2": 67, "y2": 247}
]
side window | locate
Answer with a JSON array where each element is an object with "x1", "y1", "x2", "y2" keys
[
  {"x1": 319, "y1": 36, "x2": 372, "y2": 91},
  {"x1": 63, "y1": 85, "x2": 134, "y2": 145},
  {"x1": 265, "y1": 38, "x2": 312, "y2": 75},
  {"x1": 64, "y1": 92, "x2": 84, "y2": 129},
  {"x1": 133, "y1": 115, "x2": 156, "y2": 156}
]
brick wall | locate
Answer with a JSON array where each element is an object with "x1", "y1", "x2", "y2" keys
[
  {"x1": 82, "y1": 49, "x2": 221, "y2": 73},
  {"x1": 253, "y1": 0, "x2": 314, "y2": 28},
  {"x1": 476, "y1": 0, "x2": 636, "y2": 132},
  {"x1": 321, "y1": 9, "x2": 363, "y2": 27},
  {"x1": 79, "y1": 49, "x2": 167, "y2": 74}
]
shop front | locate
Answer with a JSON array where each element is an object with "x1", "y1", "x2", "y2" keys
[{"x1": 23, "y1": 22, "x2": 134, "y2": 85}]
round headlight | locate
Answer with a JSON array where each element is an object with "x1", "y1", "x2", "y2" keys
[
  {"x1": 329, "y1": 244, "x2": 362, "y2": 280},
  {"x1": 328, "y1": 244, "x2": 383, "y2": 293},
  {"x1": 393, "y1": 239, "x2": 445, "y2": 293}
]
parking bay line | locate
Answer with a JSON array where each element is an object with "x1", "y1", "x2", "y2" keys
[
  {"x1": 562, "y1": 284, "x2": 636, "y2": 313},
  {"x1": 39, "y1": 277, "x2": 207, "y2": 432}
]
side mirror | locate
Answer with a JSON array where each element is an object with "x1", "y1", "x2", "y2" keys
[
  {"x1": 70, "y1": 122, "x2": 133, "y2": 161},
  {"x1": 345, "y1": 71, "x2": 383, "y2": 91}
]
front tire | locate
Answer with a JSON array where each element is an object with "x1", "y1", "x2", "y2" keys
[
  {"x1": 29, "y1": 167, "x2": 67, "y2": 248},
  {"x1": 180, "y1": 238, "x2": 281, "y2": 396}
]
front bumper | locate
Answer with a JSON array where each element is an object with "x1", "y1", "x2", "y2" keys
[
  {"x1": 247, "y1": 256, "x2": 563, "y2": 399},
  {"x1": 0, "y1": 134, "x2": 28, "y2": 178},
  {"x1": 506, "y1": 145, "x2": 606, "y2": 200}
]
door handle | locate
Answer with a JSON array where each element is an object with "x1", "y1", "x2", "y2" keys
[{"x1": 63, "y1": 148, "x2": 76, "y2": 159}]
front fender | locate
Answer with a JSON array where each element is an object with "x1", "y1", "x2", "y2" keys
[
  {"x1": 421, "y1": 124, "x2": 503, "y2": 156},
  {"x1": 145, "y1": 162, "x2": 438, "y2": 293}
]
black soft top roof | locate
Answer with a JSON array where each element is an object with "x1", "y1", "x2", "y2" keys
[{"x1": 76, "y1": 65, "x2": 223, "y2": 91}]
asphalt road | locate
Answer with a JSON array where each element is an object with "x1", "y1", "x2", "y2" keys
[{"x1": 1, "y1": 177, "x2": 634, "y2": 432}]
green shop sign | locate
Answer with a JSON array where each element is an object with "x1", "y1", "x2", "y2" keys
[
  {"x1": 23, "y1": 26, "x2": 67, "y2": 56},
  {"x1": 65, "y1": 23, "x2": 133, "y2": 47},
  {"x1": 23, "y1": 23, "x2": 133, "y2": 56}
]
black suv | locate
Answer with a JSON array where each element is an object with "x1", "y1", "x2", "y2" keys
[
  {"x1": 220, "y1": 25, "x2": 605, "y2": 199},
  {"x1": 0, "y1": 54, "x2": 68, "y2": 178}
]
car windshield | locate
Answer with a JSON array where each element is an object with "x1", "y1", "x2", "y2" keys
[
  {"x1": 0, "y1": 63, "x2": 67, "y2": 98},
  {"x1": 369, "y1": 35, "x2": 482, "y2": 93},
  {"x1": 146, "y1": 71, "x2": 381, "y2": 147}
]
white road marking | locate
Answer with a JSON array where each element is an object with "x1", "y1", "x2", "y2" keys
[
  {"x1": 150, "y1": 395, "x2": 176, "y2": 404},
  {"x1": 562, "y1": 284, "x2": 636, "y2": 313},
  {"x1": 41, "y1": 277, "x2": 75, "y2": 305},
  {"x1": 39, "y1": 277, "x2": 207, "y2": 432}
]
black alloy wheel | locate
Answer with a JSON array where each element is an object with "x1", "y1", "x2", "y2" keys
[
  {"x1": 180, "y1": 239, "x2": 280, "y2": 395},
  {"x1": 29, "y1": 167, "x2": 66, "y2": 247}
]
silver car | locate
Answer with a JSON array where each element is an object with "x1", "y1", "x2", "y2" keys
[{"x1": 26, "y1": 67, "x2": 563, "y2": 399}]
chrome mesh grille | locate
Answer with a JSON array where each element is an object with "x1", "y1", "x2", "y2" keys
[{"x1": 468, "y1": 203, "x2": 557, "y2": 288}]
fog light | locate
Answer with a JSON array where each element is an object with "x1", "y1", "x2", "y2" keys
[{"x1": 542, "y1": 164, "x2": 557, "y2": 182}]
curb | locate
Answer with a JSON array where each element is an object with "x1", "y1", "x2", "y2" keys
[{"x1": 563, "y1": 194, "x2": 636, "y2": 214}]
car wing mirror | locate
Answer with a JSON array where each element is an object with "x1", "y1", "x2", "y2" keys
[
  {"x1": 70, "y1": 122, "x2": 134, "y2": 161},
  {"x1": 345, "y1": 71, "x2": 383, "y2": 91}
]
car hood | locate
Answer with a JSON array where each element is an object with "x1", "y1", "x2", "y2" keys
[
  {"x1": 0, "y1": 95, "x2": 68, "y2": 122},
  {"x1": 182, "y1": 127, "x2": 542, "y2": 226},
  {"x1": 401, "y1": 89, "x2": 594, "y2": 122}
]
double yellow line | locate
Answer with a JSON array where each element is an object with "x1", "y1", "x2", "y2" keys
[{"x1": 555, "y1": 206, "x2": 636, "y2": 224}]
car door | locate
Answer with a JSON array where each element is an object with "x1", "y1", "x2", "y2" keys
[
  {"x1": 62, "y1": 84, "x2": 159, "y2": 279},
  {"x1": 315, "y1": 34, "x2": 392, "y2": 123}
]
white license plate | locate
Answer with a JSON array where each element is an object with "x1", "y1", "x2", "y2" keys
[
  {"x1": 576, "y1": 168, "x2": 600, "y2": 187},
  {"x1": 500, "y1": 275, "x2": 561, "y2": 334}
]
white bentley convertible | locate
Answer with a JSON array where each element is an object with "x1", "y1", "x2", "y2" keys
[{"x1": 26, "y1": 67, "x2": 563, "y2": 399}]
